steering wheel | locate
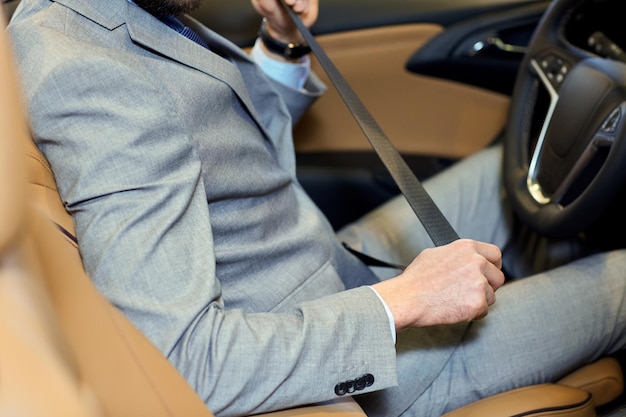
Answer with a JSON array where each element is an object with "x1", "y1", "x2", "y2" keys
[{"x1": 503, "y1": 0, "x2": 626, "y2": 238}]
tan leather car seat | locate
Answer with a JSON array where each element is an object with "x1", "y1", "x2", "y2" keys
[{"x1": 1, "y1": 3, "x2": 624, "y2": 416}]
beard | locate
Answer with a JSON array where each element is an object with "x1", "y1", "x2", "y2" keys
[{"x1": 133, "y1": 0, "x2": 204, "y2": 17}]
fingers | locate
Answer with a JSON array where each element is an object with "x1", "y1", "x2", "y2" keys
[
  {"x1": 470, "y1": 240, "x2": 503, "y2": 320},
  {"x1": 473, "y1": 239, "x2": 503, "y2": 270},
  {"x1": 283, "y1": 0, "x2": 309, "y2": 14},
  {"x1": 473, "y1": 283, "x2": 495, "y2": 321},
  {"x1": 485, "y1": 280, "x2": 496, "y2": 306},
  {"x1": 448, "y1": 239, "x2": 504, "y2": 321},
  {"x1": 461, "y1": 274, "x2": 496, "y2": 323},
  {"x1": 462, "y1": 239, "x2": 504, "y2": 291},
  {"x1": 483, "y1": 254, "x2": 505, "y2": 291},
  {"x1": 252, "y1": 0, "x2": 318, "y2": 36}
]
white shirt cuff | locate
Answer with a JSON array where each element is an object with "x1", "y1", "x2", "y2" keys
[
  {"x1": 367, "y1": 286, "x2": 397, "y2": 344},
  {"x1": 250, "y1": 38, "x2": 310, "y2": 90}
]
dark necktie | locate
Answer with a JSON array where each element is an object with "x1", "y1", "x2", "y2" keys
[{"x1": 160, "y1": 15, "x2": 210, "y2": 50}]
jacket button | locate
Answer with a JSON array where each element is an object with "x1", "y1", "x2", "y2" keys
[
  {"x1": 346, "y1": 379, "x2": 356, "y2": 394},
  {"x1": 334, "y1": 382, "x2": 347, "y2": 396},
  {"x1": 354, "y1": 376, "x2": 366, "y2": 391},
  {"x1": 335, "y1": 374, "x2": 375, "y2": 396}
]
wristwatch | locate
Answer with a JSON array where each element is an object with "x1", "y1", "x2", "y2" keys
[{"x1": 259, "y1": 19, "x2": 311, "y2": 60}]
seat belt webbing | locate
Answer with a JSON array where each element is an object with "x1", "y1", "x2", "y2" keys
[{"x1": 281, "y1": 2, "x2": 459, "y2": 247}]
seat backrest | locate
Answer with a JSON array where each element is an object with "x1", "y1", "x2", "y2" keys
[
  {"x1": 2, "y1": 1, "x2": 77, "y2": 242},
  {"x1": 0, "y1": 6, "x2": 216, "y2": 417}
]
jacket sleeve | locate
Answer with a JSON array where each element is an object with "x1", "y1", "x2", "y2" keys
[
  {"x1": 15, "y1": 39, "x2": 398, "y2": 417},
  {"x1": 248, "y1": 38, "x2": 327, "y2": 124}
]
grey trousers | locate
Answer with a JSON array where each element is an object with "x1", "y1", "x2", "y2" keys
[{"x1": 337, "y1": 144, "x2": 626, "y2": 416}]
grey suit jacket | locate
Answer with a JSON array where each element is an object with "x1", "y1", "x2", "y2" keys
[{"x1": 9, "y1": 0, "x2": 466, "y2": 416}]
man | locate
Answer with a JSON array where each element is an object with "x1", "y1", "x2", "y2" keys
[{"x1": 7, "y1": 0, "x2": 626, "y2": 416}]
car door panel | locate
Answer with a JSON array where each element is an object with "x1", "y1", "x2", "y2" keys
[
  {"x1": 293, "y1": 23, "x2": 510, "y2": 159},
  {"x1": 407, "y1": 1, "x2": 551, "y2": 95}
]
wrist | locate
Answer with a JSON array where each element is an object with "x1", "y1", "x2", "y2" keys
[
  {"x1": 367, "y1": 286, "x2": 397, "y2": 344},
  {"x1": 259, "y1": 19, "x2": 311, "y2": 61},
  {"x1": 371, "y1": 278, "x2": 413, "y2": 332},
  {"x1": 251, "y1": 38, "x2": 310, "y2": 89}
]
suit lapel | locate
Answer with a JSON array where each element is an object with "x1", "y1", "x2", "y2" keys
[
  {"x1": 54, "y1": 0, "x2": 125, "y2": 30},
  {"x1": 125, "y1": 5, "x2": 269, "y2": 131},
  {"x1": 55, "y1": 0, "x2": 270, "y2": 137}
]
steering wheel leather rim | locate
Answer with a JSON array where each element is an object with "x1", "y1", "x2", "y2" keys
[{"x1": 503, "y1": 0, "x2": 626, "y2": 238}]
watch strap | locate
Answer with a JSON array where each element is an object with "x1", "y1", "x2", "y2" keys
[{"x1": 259, "y1": 20, "x2": 311, "y2": 60}]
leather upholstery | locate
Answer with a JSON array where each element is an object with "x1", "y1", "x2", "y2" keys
[
  {"x1": 25, "y1": 135, "x2": 76, "y2": 239},
  {"x1": 0, "y1": 3, "x2": 623, "y2": 416},
  {"x1": 442, "y1": 385, "x2": 594, "y2": 417},
  {"x1": 558, "y1": 357, "x2": 624, "y2": 407}
]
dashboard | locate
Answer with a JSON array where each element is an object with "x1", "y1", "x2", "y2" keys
[{"x1": 563, "y1": 0, "x2": 626, "y2": 63}]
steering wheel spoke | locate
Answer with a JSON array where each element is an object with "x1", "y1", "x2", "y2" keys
[
  {"x1": 527, "y1": 102, "x2": 624, "y2": 206},
  {"x1": 530, "y1": 135, "x2": 600, "y2": 205}
]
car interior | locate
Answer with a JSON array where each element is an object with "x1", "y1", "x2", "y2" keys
[{"x1": 3, "y1": 0, "x2": 626, "y2": 415}]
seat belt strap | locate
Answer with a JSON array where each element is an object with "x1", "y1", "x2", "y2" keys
[
  {"x1": 280, "y1": 2, "x2": 459, "y2": 247},
  {"x1": 342, "y1": 242, "x2": 406, "y2": 270}
]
